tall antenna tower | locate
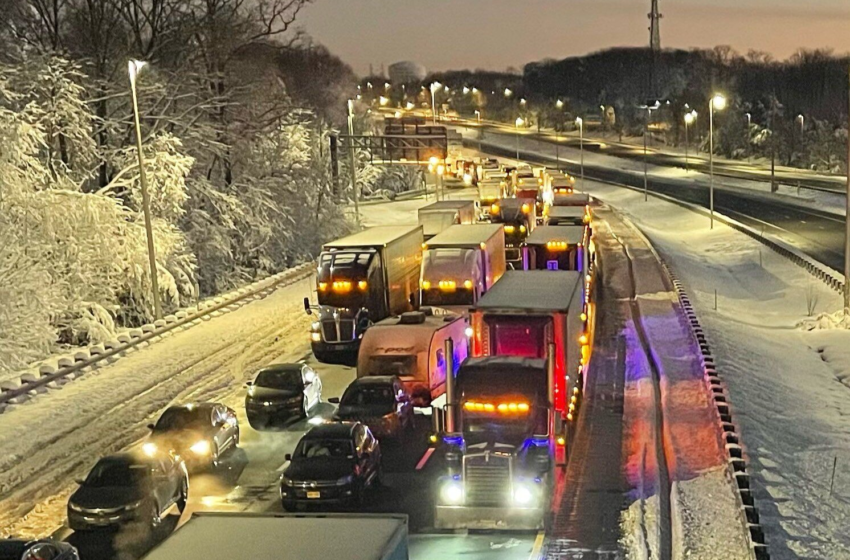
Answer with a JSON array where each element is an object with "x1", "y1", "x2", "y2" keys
[{"x1": 649, "y1": 0, "x2": 662, "y2": 52}]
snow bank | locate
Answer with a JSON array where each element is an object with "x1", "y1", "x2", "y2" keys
[{"x1": 586, "y1": 181, "x2": 850, "y2": 559}]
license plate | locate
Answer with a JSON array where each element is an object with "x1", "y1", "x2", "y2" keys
[{"x1": 306, "y1": 491, "x2": 320, "y2": 499}]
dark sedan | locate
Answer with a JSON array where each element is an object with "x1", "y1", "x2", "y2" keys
[
  {"x1": 0, "y1": 540, "x2": 78, "y2": 560},
  {"x1": 245, "y1": 363, "x2": 322, "y2": 429},
  {"x1": 144, "y1": 403, "x2": 239, "y2": 470},
  {"x1": 280, "y1": 422, "x2": 381, "y2": 511},
  {"x1": 332, "y1": 376, "x2": 414, "y2": 440},
  {"x1": 68, "y1": 453, "x2": 188, "y2": 533}
]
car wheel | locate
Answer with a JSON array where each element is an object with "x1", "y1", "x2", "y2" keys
[
  {"x1": 247, "y1": 415, "x2": 267, "y2": 430},
  {"x1": 177, "y1": 480, "x2": 188, "y2": 514}
]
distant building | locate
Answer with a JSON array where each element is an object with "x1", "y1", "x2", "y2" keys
[{"x1": 389, "y1": 61, "x2": 427, "y2": 84}]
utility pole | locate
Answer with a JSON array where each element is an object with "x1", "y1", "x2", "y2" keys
[
  {"x1": 845, "y1": 62, "x2": 850, "y2": 314},
  {"x1": 347, "y1": 99, "x2": 360, "y2": 227},
  {"x1": 128, "y1": 60, "x2": 162, "y2": 320}
]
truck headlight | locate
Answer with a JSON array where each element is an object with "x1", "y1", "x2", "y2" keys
[
  {"x1": 311, "y1": 321, "x2": 321, "y2": 332},
  {"x1": 311, "y1": 332, "x2": 322, "y2": 342},
  {"x1": 190, "y1": 440, "x2": 211, "y2": 455},
  {"x1": 513, "y1": 484, "x2": 534, "y2": 505},
  {"x1": 440, "y1": 481, "x2": 464, "y2": 505},
  {"x1": 142, "y1": 442, "x2": 158, "y2": 457}
]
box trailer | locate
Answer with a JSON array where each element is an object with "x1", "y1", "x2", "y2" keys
[
  {"x1": 546, "y1": 205, "x2": 589, "y2": 227},
  {"x1": 306, "y1": 226, "x2": 423, "y2": 364},
  {"x1": 420, "y1": 224, "x2": 506, "y2": 311},
  {"x1": 525, "y1": 225, "x2": 588, "y2": 272},
  {"x1": 358, "y1": 311, "x2": 469, "y2": 405},
  {"x1": 141, "y1": 512, "x2": 409, "y2": 560},
  {"x1": 552, "y1": 192, "x2": 590, "y2": 207},
  {"x1": 418, "y1": 200, "x2": 477, "y2": 240},
  {"x1": 488, "y1": 198, "x2": 536, "y2": 269}
]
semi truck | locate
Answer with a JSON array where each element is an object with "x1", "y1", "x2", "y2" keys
[
  {"x1": 525, "y1": 224, "x2": 588, "y2": 271},
  {"x1": 357, "y1": 310, "x2": 469, "y2": 406},
  {"x1": 420, "y1": 224, "x2": 506, "y2": 311},
  {"x1": 488, "y1": 198, "x2": 536, "y2": 269},
  {"x1": 141, "y1": 512, "x2": 409, "y2": 560},
  {"x1": 433, "y1": 270, "x2": 586, "y2": 530},
  {"x1": 477, "y1": 179, "x2": 507, "y2": 208},
  {"x1": 306, "y1": 226, "x2": 423, "y2": 364},
  {"x1": 417, "y1": 200, "x2": 477, "y2": 240}
]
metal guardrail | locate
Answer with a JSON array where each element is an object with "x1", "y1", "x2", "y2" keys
[{"x1": 0, "y1": 263, "x2": 315, "y2": 409}]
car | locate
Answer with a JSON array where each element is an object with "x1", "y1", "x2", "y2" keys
[
  {"x1": 245, "y1": 363, "x2": 323, "y2": 429},
  {"x1": 68, "y1": 452, "x2": 188, "y2": 533},
  {"x1": 279, "y1": 422, "x2": 381, "y2": 511},
  {"x1": 331, "y1": 376, "x2": 414, "y2": 440},
  {"x1": 144, "y1": 403, "x2": 239, "y2": 470},
  {"x1": 0, "y1": 540, "x2": 79, "y2": 560}
]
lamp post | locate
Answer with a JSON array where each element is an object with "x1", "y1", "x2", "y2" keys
[
  {"x1": 430, "y1": 81, "x2": 441, "y2": 124},
  {"x1": 797, "y1": 113, "x2": 805, "y2": 134},
  {"x1": 640, "y1": 100, "x2": 661, "y2": 202},
  {"x1": 515, "y1": 117, "x2": 524, "y2": 162},
  {"x1": 474, "y1": 109, "x2": 481, "y2": 123},
  {"x1": 600, "y1": 105, "x2": 606, "y2": 135},
  {"x1": 684, "y1": 110, "x2": 696, "y2": 172},
  {"x1": 555, "y1": 100, "x2": 565, "y2": 170},
  {"x1": 575, "y1": 116, "x2": 584, "y2": 189},
  {"x1": 709, "y1": 93, "x2": 727, "y2": 229},
  {"x1": 745, "y1": 112, "x2": 752, "y2": 162},
  {"x1": 347, "y1": 99, "x2": 361, "y2": 227},
  {"x1": 128, "y1": 60, "x2": 162, "y2": 320}
]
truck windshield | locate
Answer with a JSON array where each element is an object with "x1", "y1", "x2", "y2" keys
[
  {"x1": 317, "y1": 251, "x2": 373, "y2": 307},
  {"x1": 463, "y1": 411, "x2": 537, "y2": 437},
  {"x1": 365, "y1": 355, "x2": 418, "y2": 377},
  {"x1": 421, "y1": 248, "x2": 477, "y2": 306},
  {"x1": 486, "y1": 316, "x2": 550, "y2": 358}
]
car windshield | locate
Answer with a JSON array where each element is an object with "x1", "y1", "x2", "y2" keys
[
  {"x1": 365, "y1": 355, "x2": 417, "y2": 377},
  {"x1": 256, "y1": 368, "x2": 302, "y2": 390},
  {"x1": 85, "y1": 461, "x2": 148, "y2": 488},
  {"x1": 155, "y1": 407, "x2": 208, "y2": 431},
  {"x1": 296, "y1": 438, "x2": 354, "y2": 459},
  {"x1": 343, "y1": 385, "x2": 395, "y2": 406}
]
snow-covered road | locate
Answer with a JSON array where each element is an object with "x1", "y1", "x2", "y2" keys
[{"x1": 584, "y1": 182, "x2": 850, "y2": 559}]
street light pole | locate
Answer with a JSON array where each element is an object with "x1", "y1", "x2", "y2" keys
[
  {"x1": 515, "y1": 117, "x2": 523, "y2": 162},
  {"x1": 128, "y1": 60, "x2": 162, "y2": 321},
  {"x1": 430, "y1": 82, "x2": 441, "y2": 124},
  {"x1": 684, "y1": 112, "x2": 691, "y2": 173},
  {"x1": 709, "y1": 94, "x2": 727, "y2": 229},
  {"x1": 575, "y1": 117, "x2": 584, "y2": 189},
  {"x1": 347, "y1": 99, "x2": 361, "y2": 227},
  {"x1": 845, "y1": 63, "x2": 850, "y2": 314}
]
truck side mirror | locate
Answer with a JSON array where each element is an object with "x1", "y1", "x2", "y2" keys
[{"x1": 303, "y1": 297, "x2": 312, "y2": 315}]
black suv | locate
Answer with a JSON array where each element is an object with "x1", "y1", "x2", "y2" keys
[
  {"x1": 280, "y1": 422, "x2": 381, "y2": 510},
  {"x1": 332, "y1": 376, "x2": 413, "y2": 440},
  {"x1": 68, "y1": 453, "x2": 188, "y2": 533},
  {"x1": 145, "y1": 403, "x2": 239, "y2": 470}
]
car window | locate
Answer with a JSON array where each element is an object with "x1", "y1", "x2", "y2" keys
[
  {"x1": 85, "y1": 461, "x2": 148, "y2": 487},
  {"x1": 255, "y1": 368, "x2": 303, "y2": 390},
  {"x1": 155, "y1": 407, "x2": 209, "y2": 431},
  {"x1": 343, "y1": 385, "x2": 395, "y2": 406},
  {"x1": 297, "y1": 439, "x2": 353, "y2": 459}
]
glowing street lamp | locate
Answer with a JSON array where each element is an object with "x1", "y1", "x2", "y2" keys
[
  {"x1": 796, "y1": 113, "x2": 805, "y2": 134},
  {"x1": 429, "y1": 81, "x2": 442, "y2": 123},
  {"x1": 709, "y1": 93, "x2": 727, "y2": 229},
  {"x1": 463, "y1": 86, "x2": 470, "y2": 95},
  {"x1": 683, "y1": 110, "x2": 697, "y2": 172},
  {"x1": 519, "y1": 98, "x2": 527, "y2": 106},
  {"x1": 379, "y1": 96, "x2": 389, "y2": 106},
  {"x1": 128, "y1": 59, "x2": 162, "y2": 320},
  {"x1": 504, "y1": 88, "x2": 513, "y2": 98},
  {"x1": 555, "y1": 99, "x2": 564, "y2": 110}
]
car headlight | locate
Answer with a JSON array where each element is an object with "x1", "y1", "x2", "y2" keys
[
  {"x1": 123, "y1": 500, "x2": 144, "y2": 511},
  {"x1": 336, "y1": 474, "x2": 355, "y2": 486},
  {"x1": 68, "y1": 502, "x2": 84, "y2": 513},
  {"x1": 513, "y1": 484, "x2": 534, "y2": 505},
  {"x1": 280, "y1": 475, "x2": 295, "y2": 486},
  {"x1": 142, "y1": 442, "x2": 158, "y2": 457},
  {"x1": 440, "y1": 481, "x2": 463, "y2": 505},
  {"x1": 190, "y1": 440, "x2": 211, "y2": 455}
]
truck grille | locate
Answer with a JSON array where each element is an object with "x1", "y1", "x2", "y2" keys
[
  {"x1": 320, "y1": 318, "x2": 356, "y2": 343},
  {"x1": 464, "y1": 458, "x2": 510, "y2": 505}
]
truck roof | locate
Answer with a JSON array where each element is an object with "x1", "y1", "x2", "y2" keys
[
  {"x1": 140, "y1": 512, "x2": 408, "y2": 560},
  {"x1": 473, "y1": 270, "x2": 582, "y2": 313},
  {"x1": 553, "y1": 193, "x2": 590, "y2": 206},
  {"x1": 426, "y1": 224, "x2": 503, "y2": 247},
  {"x1": 324, "y1": 225, "x2": 422, "y2": 249},
  {"x1": 548, "y1": 206, "x2": 585, "y2": 218},
  {"x1": 526, "y1": 225, "x2": 585, "y2": 246},
  {"x1": 418, "y1": 200, "x2": 475, "y2": 213}
]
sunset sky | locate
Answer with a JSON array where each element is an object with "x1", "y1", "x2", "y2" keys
[{"x1": 299, "y1": 0, "x2": 850, "y2": 75}]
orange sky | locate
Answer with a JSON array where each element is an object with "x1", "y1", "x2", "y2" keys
[{"x1": 300, "y1": 0, "x2": 850, "y2": 75}]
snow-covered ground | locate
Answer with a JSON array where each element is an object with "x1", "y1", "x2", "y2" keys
[{"x1": 584, "y1": 181, "x2": 850, "y2": 559}]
